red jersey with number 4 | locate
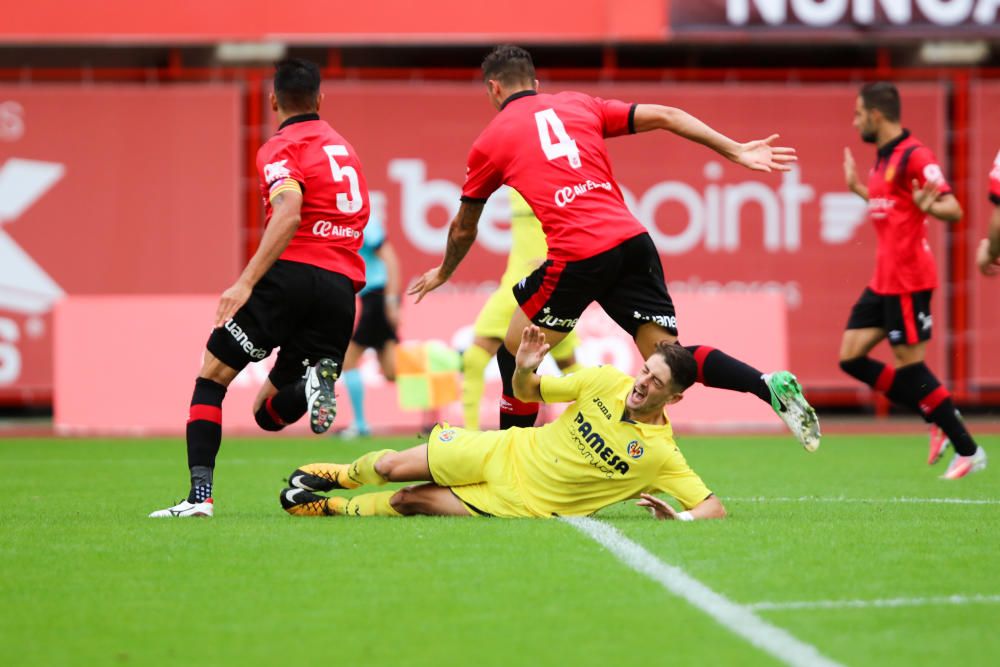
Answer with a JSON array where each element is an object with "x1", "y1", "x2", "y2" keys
[
  {"x1": 990, "y1": 149, "x2": 1000, "y2": 205},
  {"x1": 462, "y1": 90, "x2": 645, "y2": 262},
  {"x1": 865, "y1": 130, "x2": 951, "y2": 294},
  {"x1": 256, "y1": 114, "x2": 369, "y2": 290}
]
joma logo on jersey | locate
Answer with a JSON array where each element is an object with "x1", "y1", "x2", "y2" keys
[
  {"x1": 224, "y1": 319, "x2": 268, "y2": 360},
  {"x1": 574, "y1": 411, "x2": 630, "y2": 475},
  {"x1": 263, "y1": 159, "x2": 291, "y2": 184}
]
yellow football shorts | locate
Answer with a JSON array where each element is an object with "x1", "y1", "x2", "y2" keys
[
  {"x1": 426, "y1": 424, "x2": 535, "y2": 518},
  {"x1": 473, "y1": 286, "x2": 580, "y2": 360}
]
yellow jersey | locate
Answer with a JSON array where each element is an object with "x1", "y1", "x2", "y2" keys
[
  {"x1": 499, "y1": 365, "x2": 710, "y2": 516},
  {"x1": 499, "y1": 190, "x2": 548, "y2": 289}
]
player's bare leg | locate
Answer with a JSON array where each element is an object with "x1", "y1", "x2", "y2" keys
[
  {"x1": 388, "y1": 484, "x2": 474, "y2": 516},
  {"x1": 377, "y1": 340, "x2": 398, "y2": 383},
  {"x1": 149, "y1": 350, "x2": 238, "y2": 518},
  {"x1": 288, "y1": 444, "x2": 432, "y2": 495},
  {"x1": 497, "y1": 308, "x2": 568, "y2": 429}
]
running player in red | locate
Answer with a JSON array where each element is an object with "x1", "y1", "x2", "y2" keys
[
  {"x1": 409, "y1": 45, "x2": 820, "y2": 451},
  {"x1": 976, "y1": 149, "x2": 1000, "y2": 276},
  {"x1": 151, "y1": 59, "x2": 371, "y2": 517},
  {"x1": 841, "y1": 82, "x2": 986, "y2": 480}
]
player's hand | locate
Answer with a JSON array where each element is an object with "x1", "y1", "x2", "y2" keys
[
  {"x1": 977, "y1": 238, "x2": 1000, "y2": 277},
  {"x1": 407, "y1": 266, "x2": 448, "y2": 304},
  {"x1": 732, "y1": 134, "x2": 797, "y2": 173},
  {"x1": 912, "y1": 178, "x2": 942, "y2": 213},
  {"x1": 215, "y1": 280, "x2": 252, "y2": 328},
  {"x1": 637, "y1": 493, "x2": 681, "y2": 520},
  {"x1": 515, "y1": 325, "x2": 550, "y2": 373},
  {"x1": 843, "y1": 147, "x2": 860, "y2": 190}
]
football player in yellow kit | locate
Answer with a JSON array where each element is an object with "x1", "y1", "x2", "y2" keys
[
  {"x1": 461, "y1": 190, "x2": 582, "y2": 430},
  {"x1": 280, "y1": 325, "x2": 725, "y2": 521}
]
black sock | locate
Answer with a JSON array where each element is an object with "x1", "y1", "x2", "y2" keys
[
  {"x1": 254, "y1": 380, "x2": 307, "y2": 431},
  {"x1": 497, "y1": 345, "x2": 538, "y2": 429},
  {"x1": 186, "y1": 377, "x2": 227, "y2": 503},
  {"x1": 839, "y1": 356, "x2": 892, "y2": 390},
  {"x1": 886, "y1": 363, "x2": 977, "y2": 455},
  {"x1": 684, "y1": 345, "x2": 771, "y2": 404}
]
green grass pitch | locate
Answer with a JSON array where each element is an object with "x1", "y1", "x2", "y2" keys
[{"x1": 1, "y1": 434, "x2": 997, "y2": 667}]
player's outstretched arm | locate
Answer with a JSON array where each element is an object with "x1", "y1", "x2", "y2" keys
[
  {"x1": 215, "y1": 190, "x2": 303, "y2": 327},
  {"x1": 512, "y1": 325, "x2": 550, "y2": 403},
  {"x1": 637, "y1": 493, "x2": 726, "y2": 521},
  {"x1": 408, "y1": 200, "x2": 485, "y2": 303},
  {"x1": 632, "y1": 104, "x2": 797, "y2": 173}
]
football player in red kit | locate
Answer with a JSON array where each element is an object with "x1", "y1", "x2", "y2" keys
[
  {"x1": 409, "y1": 45, "x2": 820, "y2": 452},
  {"x1": 151, "y1": 58, "x2": 371, "y2": 516},
  {"x1": 842, "y1": 82, "x2": 985, "y2": 480}
]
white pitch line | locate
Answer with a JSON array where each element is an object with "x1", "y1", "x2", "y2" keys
[
  {"x1": 730, "y1": 496, "x2": 1000, "y2": 506},
  {"x1": 562, "y1": 516, "x2": 844, "y2": 667},
  {"x1": 748, "y1": 594, "x2": 1000, "y2": 612}
]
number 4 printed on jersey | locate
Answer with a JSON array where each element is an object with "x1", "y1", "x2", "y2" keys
[
  {"x1": 323, "y1": 144, "x2": 364, "y2": 213},
  {"x1": 535, "y1": 109, "x2": 581, "y2": 169}
]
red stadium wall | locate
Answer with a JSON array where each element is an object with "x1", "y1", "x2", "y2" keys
[
  {"x1": 0, "y1": 85, "x2": 242, "y2": 401},
  {"x1": 969, "y1": 81, "x2": 1000, "y2": 389},
  {"x1": 305, "y1": 81, "x2": 948, "y2": 392}
]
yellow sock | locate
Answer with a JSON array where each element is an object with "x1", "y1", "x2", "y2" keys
[
  {"x1": 347, "y1": 449, "x2": 395, "y2": 487},
  {"x1": 557, "y1": 361, "x2": 583, "y2": 376},
  {"x1": 343, "y1": 491, "x2": 402, "y2": 517},
  {"x1": 461, "y1": 344, "x2": 492, "y2": 430}
]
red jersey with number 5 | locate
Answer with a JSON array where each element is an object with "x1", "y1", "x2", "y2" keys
[
  {"x1": 257, "y1": 114, "x2": 369, "y2": 289},
  {"x1": 461, "y1": 90, "x2": 644, "y2": 262},
  {"x1": 990, "y1": 149, "x2": 1000, "y2": 205},
  {"x1": 864, "y1": 130, "x2": 951, "y2": 294}
]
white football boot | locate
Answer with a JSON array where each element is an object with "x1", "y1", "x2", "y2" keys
[
  {"x1": 763, "y1": 371, "x2": 821, "y2": 452},
  {"x1": 148, "y1": 498, "x2": 214, "y2": 518},
  {"x1": 940, "y1": 446, "x2": 987, "y2": 481},
  {"x1": 305, "y1": 358, "x2": 339, "y2": 434}
]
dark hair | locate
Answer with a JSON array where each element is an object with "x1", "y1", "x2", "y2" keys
[
  {"x1": 274, "y1": 58, "x2": 321, "y2": 112},
  {"x1": 654, "y1": 342, "x2": 698, "y2": 393},
  {"x1": 482, "y1": 45, "x2": 536, "y2": 87},
  {"x1": 859, "y1": 82, "x2": 901, "y2": 122}
]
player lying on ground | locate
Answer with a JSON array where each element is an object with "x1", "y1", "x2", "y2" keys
[
  {"x1": 280, "y1": 325, "x2": 725, "y2": 521},
  {"x1": 150, "y1": 59, "x2": 371, "y2": 517},
  {"x1": 409, "y1": 45, "x2": 819, "y2": 452}
]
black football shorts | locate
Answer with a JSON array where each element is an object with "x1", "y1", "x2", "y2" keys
[
  {"x1": 207, "y1": 259, "x2": 356, "y2": 388},
  {"x1": 512, "y1": 232, "x2": 678, "y2": 337},
  {"x1": 845, "y1": 287, "x2": 933, "y2": 346},
  {"x1": 352, "y1": 288, "x2": 399, "y2": 349}
]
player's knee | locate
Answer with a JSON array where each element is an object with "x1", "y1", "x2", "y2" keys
[
  {"x1": 382, "y1": 369, "x2": 397, "y2": 383},
  {"x1": 389, "y1": 488, "x2": 420, "y2": 515},
  {"x1": 253, "y1": 407, "x2": 286, "y2": 432},
  {"x1": 374, "y1": 452, "x2": 401, "y2": 481}
]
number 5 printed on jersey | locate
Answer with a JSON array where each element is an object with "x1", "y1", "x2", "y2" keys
[
  {"x1": 323, "y1": 144, "x2": 364, "y2": 213},
  {"x1": 535, "y1": 109, "x2": 581, "y2": 169}
]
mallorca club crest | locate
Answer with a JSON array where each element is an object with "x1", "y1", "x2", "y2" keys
[
  {"x1": 627, "y1": 440, "x2": 644, "y2": 459},
  {"x1": 438, "y1": 428, "x2": 456, "y2": 443}
]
